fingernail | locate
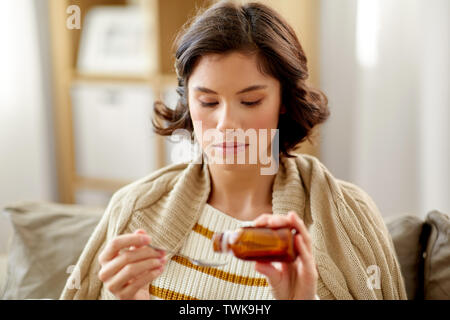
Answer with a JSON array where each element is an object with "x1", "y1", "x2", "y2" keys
[{"x1": 141, "y1": 235, "x2": 151, "y2": 244}]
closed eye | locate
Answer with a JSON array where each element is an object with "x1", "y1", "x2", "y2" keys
[
  {"x1": 242, "y1": 99, "x2": 262, "y2": 106},
  {"x1": 200, "y1": 102, "x2": 218, "y2": 107},
  {"x1": 200, "y1": 99, "x2": 262, "y2": 107}
]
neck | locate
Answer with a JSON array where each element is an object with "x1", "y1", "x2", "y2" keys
[{"x1": 206, "y1": 163, "x2": 276, "y2": 220}]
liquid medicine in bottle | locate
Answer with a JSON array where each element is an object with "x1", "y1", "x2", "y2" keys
[{"x1": 212, "y1": 226, "x2": 298, "y2": 262}]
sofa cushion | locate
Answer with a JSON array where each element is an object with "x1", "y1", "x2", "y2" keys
[
  {"x1": 385, "y1": 215, "x2": 426, "y2": 299},
  {"x1": 424, "y1": 210, "x2": 450, "y2": 300},
  {"x1": 0, "y1": 201, "x2": 104, "y2": 300}
]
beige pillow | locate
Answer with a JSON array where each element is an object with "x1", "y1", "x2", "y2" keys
[
  {"x1": 385, "y1": 215, "x2": 426, "y2": 299},
  {"x1": 424, "y1": 210, "x2": 450, "y2": 300},
  {"x1": 0, "y1": 201, "x2": 103, "y2": 300}
]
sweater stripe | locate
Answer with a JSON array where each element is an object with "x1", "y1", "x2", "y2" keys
[
  {"x1": 170, "y1": 255, "x2": 269, "y2": 286},
  {"x1": 149, "y1": 285, "x2": 198, "y2": 300},
  {"x1": 192, "y1": 222, "x2": 214, "y2": 239},
  {"x1": 148, "y1": 203, "x2": 274, "y2": 300}
]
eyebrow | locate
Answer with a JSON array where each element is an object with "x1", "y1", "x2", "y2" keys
[{"x1": 194, "y1": 85, "x2": 268, "y2": 95}]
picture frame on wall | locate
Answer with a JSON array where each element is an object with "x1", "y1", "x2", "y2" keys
[{"x1": 77, "y1": 5, "x2": 157, "y2": 76}]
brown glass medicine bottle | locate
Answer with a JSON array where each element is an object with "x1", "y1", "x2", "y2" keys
[{"x1": 212, "y1": 226, "x2": 298, "y2": 262}]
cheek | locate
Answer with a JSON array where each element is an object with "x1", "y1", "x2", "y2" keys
[
  {"x1": 250, "y1": 102, "x2": 280, "y2": 149},
  {"x1": 189, "y1": 105, "x2": 214, "y2": 143},
  {"x1": 254, "y1": 114, "x2": 276, "y2": 129},
  {"x1": 249, "y1": 106, "x2": 280, "y2": 130},
  {"x1": 251, "y1": 94, "x2": 281, "y2": 130},
  {"x1": 188, "y1": 95, "x2": 210, "y2": 122},
  {"x1": 189, "y1": 104, "x2": 201, "y2": 122}
]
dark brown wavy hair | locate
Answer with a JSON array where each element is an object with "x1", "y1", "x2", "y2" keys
[{"x1": 152, "y1": 0, "x2": 329, "y2": 158}]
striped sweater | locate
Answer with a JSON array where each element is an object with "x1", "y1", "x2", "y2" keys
[
  {"x1": 149, "y1": 204, "x2": 274, "y2": 300},
  {"x1": 60, "y1": 153, "x2": 407, "y2": 300}
]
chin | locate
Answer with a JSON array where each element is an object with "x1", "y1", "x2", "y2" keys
[{"x1": 214, "y1": 162, "x2": 258, "y2": 171}]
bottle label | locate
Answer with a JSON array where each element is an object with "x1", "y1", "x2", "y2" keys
[{"x1": 220, "y1": 227, "x2": 297, "y2": 262}]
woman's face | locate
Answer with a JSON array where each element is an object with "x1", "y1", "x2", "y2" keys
[{"x1": 187, "y1": 51, "x2": 282, "y2": 168}]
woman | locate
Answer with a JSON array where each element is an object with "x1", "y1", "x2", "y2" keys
[{"x1": 60, "y1": 0, "x2": 407, "y2": 300}]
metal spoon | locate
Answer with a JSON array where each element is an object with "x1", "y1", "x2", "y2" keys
[{"x1": 147, "y1": 243, "x2": 229, "y2": 268}]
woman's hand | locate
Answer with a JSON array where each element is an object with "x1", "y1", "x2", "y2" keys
[
  {"x1": 97, "y1": 229, "x2": 167, "y2": 300},
  {"x1": 253, "y1": 211, "x2": 318, "y2": 300}
]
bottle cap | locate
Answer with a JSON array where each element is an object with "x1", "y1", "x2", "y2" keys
[
  {"x1": 239, "y1": 221, "x2": 256, "y2": 228},
  {"x1": 212, "y1": 232, "x2": 223, "y2": 252}
]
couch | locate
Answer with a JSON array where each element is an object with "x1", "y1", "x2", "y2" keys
[{"x1": 0, "y1": 201, "x2": 448, "y2": 300}]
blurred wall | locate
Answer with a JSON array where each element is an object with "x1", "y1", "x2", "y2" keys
[
  {"x1": 0, "y1": 0, "x2": 448, "y2": 258},
  {"x1": 320, "y1": 0, "x2": 449, "y2": 218},
  {"x1": 0, "y1": 0, "x2": 57, "y2": 253}
]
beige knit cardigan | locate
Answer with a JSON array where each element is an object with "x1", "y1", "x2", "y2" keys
[{"x1": 60, "y1": 154, "x2": 407, "y2": 300}]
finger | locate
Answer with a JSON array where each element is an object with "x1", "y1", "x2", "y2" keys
[
  {"x1": 253, "y1": 213, "x2": 273, "y2": 227},
  {"x1": 298, "y1": 236, "x2": 318, "y2": 284},
  {"x1": 99, "y1": 233, "x2": 152, "y2": 264},
  {"x1": 264, "y1": 215, "x2": 291, "y2": 229},
  {"x1": 254, "y1": 261, "x2": 283, "y2": 286},
  {"x1": 105, "y1": 257, "x2": 166, "y2": 294},
  {"x1": 130, "y1": 229, "x2": 148, "y2": 250},
  {"x1": 288, "y1": 211, "x2": 312, "y2": 250},
  {"x1": 295, "y1": 234, "x2": 315, "y2": 272},
  {"x1": 294, "y1": 234, "x2": 303, "y2": 258},
  {"x1": 119, "y1": 266, "x2": 165, "y2": 299},
  {"x1": 98, "y1": 246, "x2": 165, "y2": 282},
  {"x1": 255, "y1": 214, "x2": 293, "y2": 230}
]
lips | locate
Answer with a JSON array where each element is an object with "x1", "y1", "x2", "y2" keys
[{"x1": 213, "y1": 142, "x2": 249, "y2": 148}]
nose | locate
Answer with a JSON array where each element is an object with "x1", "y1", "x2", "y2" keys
[{"x1": 216, "y1": 103, "x2": 240, "y2": 133}]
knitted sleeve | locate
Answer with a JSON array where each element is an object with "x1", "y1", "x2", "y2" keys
[
  {"x1": 338, "y1": 180, "x2": 408, "y2": 300},
  {"x1": 59, "y1": 163, "x2": 187, "y2": 300},
  {"x1": 59, "y1": 188, "x2": 128, "y2": 300}
]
